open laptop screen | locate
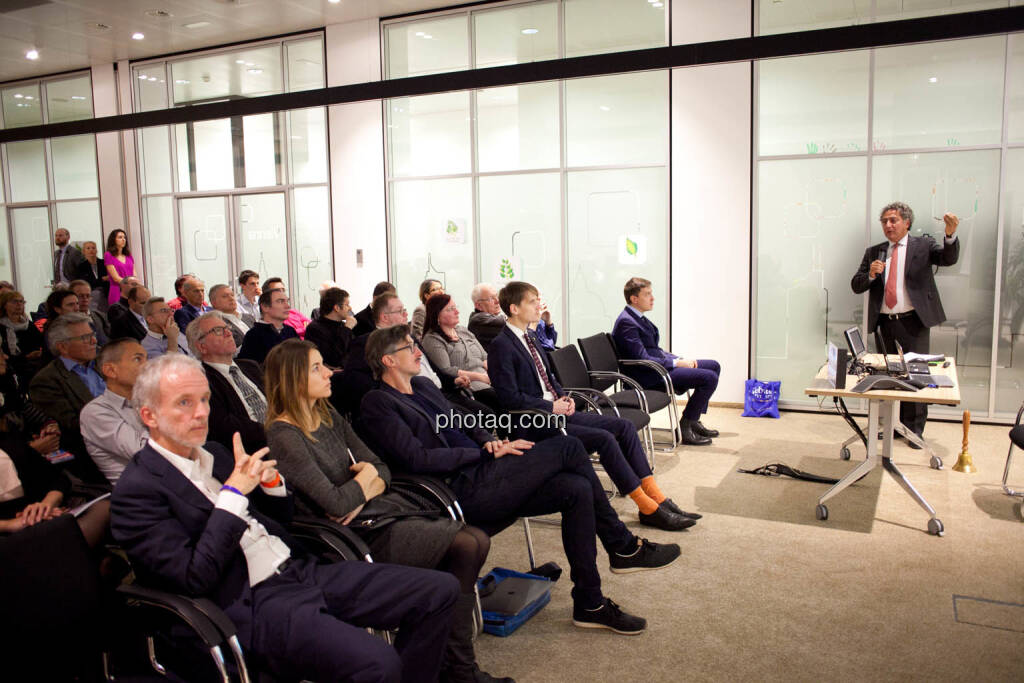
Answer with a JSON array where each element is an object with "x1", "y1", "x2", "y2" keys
[{"x1": 844, "y1": 326, "x2": 866, "y2": 360}]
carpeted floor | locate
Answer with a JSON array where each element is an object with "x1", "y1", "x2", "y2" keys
[{"x1": 473, "y1": 407, "x2": 1024, "y2": 682}]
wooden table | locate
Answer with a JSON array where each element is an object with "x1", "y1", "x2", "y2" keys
[{"x1": 804, "y1": 355, "x2": 961, "y2": 536}]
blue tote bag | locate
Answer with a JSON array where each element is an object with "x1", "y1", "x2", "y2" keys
[{"x1": 742, "y1": 379, "x2": 781, "y2": 419}]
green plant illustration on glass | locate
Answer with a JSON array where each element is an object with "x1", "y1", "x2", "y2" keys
[
  {"x1": 625, "y1": 237, "x2": 638, "y2": 256},
  {"x1": 499, "y1": 258, "x2": 515, "y2": 279},
  {"x1": 446, "y1": 220, "x2": 459, "y2": 235}
]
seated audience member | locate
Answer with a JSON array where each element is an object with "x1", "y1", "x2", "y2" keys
[
  {"x1": 109, "y1": 282, "x2": 148, "y2": 341},
  {"x1": 238, "y1": 289, "x2": 299, "y2": 365},
  {"x1": 37, "y1": 288, "x2": 80, "y2": 334},
  {"x1": 236, "y1": 269, "x2": 261, "y2": 326},
  {"x1": 141, "y1": 297, "x2": 189, "y2": 359},
  {"x1": 612, "y1": 277, "x2": 721, "y2": 446},
  {"x1": 304, "y1": 287, "x2": 355, "y2": 370},
  {"x1": 111, "y1": 354, "x2": 458, "y2": 683},
  {"x1": 411, "y1": 279, "x2": 445, "y2": 340},
  {"x1": 420, "y1": 294, "x2": 501, "y2": 412},
  {"x1": 209, "y1": 283, "x2": 249, "y2": 349},
  {"x1": 74, "y1": 240, "x2": 108, "y2": 312},
  {"x1": 352, "y1": 281, "x2": 395, "y2": 337},
  {"x1": 488, "y1": 281, "x2": 697, "y2": 531},
  {"x1": 534, "y1": 308, "x2": 558, "y2": 352},
  {"x1": 0, "y1": 282, "x2": 13, "y2": 294},
  {"x1": 28, "y1": 313, "x2": 107, "y2": 483},
  {"x1": 173, "y1": 278, "x2": 212, "y2": 334},
  {"x1": 166, "y1": 274, "x2": 192, "y2": 311},
  {"x1": 262, "y1": 277, "x2": 311, "y2": 339},
  {"x1": 361, "y1": 325, "x2": 681, "y2": 635},
  {"x1": 106, "y1": 275, "x2": 139, "y2": 320},
  {"x1": 189, "y1": 311, "x2": 267, "y2": 453},
  {"x1": 0, "y1": 290, "x2": 45, "y2": 385},
  {"x1": 309, "y1": 280, "x2": 339, "y2": 322},
  {"x1": 71, "y1": 279, "x2": 110, "y2": 344},
  {"x1": 265, "y1": 339, "x2": 509, "y2": 683},
  {"x1": 80, "y1": 339, "x2": 148, "y2": 484},
  {"x1": 468, "y1": 283, "x2": 506, "y2": 352}
]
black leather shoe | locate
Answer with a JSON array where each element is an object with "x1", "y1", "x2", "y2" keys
[
  {"x1": 661, "y1": 498, "x2": 702, "y2": 520},
  {"x1": 678, "y1": 420, "x2": 712, "y2": 446},
  {"x1": 691, "y1": 421, "x2": 719, "y2": 438},
  {"x1": 638, "y1": 504, "x2": 696, "y2": 531}
]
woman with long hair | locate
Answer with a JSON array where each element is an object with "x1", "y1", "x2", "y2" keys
[
  {"x1": 103, "y1": 229, "x2": 134, "y2": 307},
  {"x1": 264, "y1": 339, "x2": 510, "y2": 683},
  {"x1": 0, "y1": 291, "x2": 45, "y2": 386},
  {"x1": 420, "y1": 294, "x2": 501, "y2": 413}
]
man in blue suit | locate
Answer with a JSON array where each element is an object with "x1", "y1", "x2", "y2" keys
[
  {"x1": 111, "y1": 354, "x2": 457, "y2": 683},
  {"x1": 488, "y1": 281, "x2": 699, "y2": 532},
  {"x1": 612, "y1": 277, "x2": 721, "y2": 446}
]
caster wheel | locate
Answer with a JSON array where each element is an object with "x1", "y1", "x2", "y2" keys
[
  {"x1": 840, "y1": 447, "x2": 851, "y2": 461},
  {"x1": 815, "y1": 504, "x2": 828, "y2": 521},
  {"x1": 930, "y1": 456, "x2": 943, "y2": 470},
  {"x1": 928, "y1": 518, "x2": 944, "y2": 536}
]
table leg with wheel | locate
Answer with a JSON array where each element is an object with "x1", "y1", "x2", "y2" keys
[{"x1": 817, "y1": 399, "x2": 882, "y2": 521}]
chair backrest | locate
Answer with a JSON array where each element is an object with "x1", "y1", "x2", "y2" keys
[
  {"x1": 548, "y1": 344, "x2": 591, "y2": 388},
  {"x1": 577, "y1": 333, "x2": 619, "y2": 391}
]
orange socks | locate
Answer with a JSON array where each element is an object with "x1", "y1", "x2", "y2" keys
[
  {"x1": 640, "y1": 476, "x2": 667, "y2": 504},
  {"x1": 628, "y1": 487, "x2": 660, "y2": 514}
]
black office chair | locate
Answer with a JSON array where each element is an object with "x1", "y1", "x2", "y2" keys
[
  {"x1": 548, "y1": 344, "x2": 655, "y2": 469},
  {"x1": 1003, "y1": 400, "x2": 1024, "y2": 522},
  {"x1": 577, "y1": 332, "x2": 680, "y2": 450}
]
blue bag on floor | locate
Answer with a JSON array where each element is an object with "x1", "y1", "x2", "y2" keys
[{"x1": 742, "y1": 379, "x2": 781, "y2": 418}]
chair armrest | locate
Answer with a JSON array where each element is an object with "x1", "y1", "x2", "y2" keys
[
  {"x1": 586, "y1": 371, "x2": 650, "y2": 412},
  {"x1": 116, "y1": 583, "x2": 228, "y2": 649},
  {"x1": 290, "y1": 515, "x2": 372, "y2": 561},
  {"x1": 508, "y1": 409, "x2": 568, "y2": 435},
  {"x1": 617, "y1": 359, "x2": 674, "y2": 397},
  {"x1": 391, "y1": 474, "x2": 462, "y2": 521},
  {"x1": 562, "y1": 387, "x2": 613, "y2": 415}
]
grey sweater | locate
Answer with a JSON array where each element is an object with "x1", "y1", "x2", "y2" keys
[{"x1": 266, "y1": 410, "x2": 391, "y2": 518}]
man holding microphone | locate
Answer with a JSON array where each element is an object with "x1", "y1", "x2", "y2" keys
[{"x1": 851, "y1": 202, "x2": 960, "y2": 440}]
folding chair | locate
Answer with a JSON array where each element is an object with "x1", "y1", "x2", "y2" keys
[{"x1": 1003, "y1": 399, "x2": 1024, "y2": 522}]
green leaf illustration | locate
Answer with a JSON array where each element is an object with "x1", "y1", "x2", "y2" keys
[
  {"x1": 625, "y1": 238, "x2": 638, "y2": 256},
  {"x1": 446, "y1": 220, "x2": 458, "y2": 235},
  {"x1": 499, "y1": 258, "x2": 515, "y2": 279}
]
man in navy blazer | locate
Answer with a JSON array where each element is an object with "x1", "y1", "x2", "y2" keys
[
  {"x1": 359, "y1": 324, "x2": 681, "y2": 636},
  {"x1": 851, "y1": 202, "x2": 959, "y2": 438},
  {"x1": 488, "y1": 281, "x2": 699, "y2": 532},
  {"x1": 111, "y1": 354, "x2": 457, "y2": 683},
  {"x1": 612, "y1": 277, "x2": 721, "y2": 446}
]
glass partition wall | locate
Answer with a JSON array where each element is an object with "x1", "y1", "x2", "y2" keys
[
  {"x1": 754, "y1": 29, "x2": 1024, "y2": 419},
  {"x1": 383, "y1": 0, "x2": 670, "y2": 343},
  {"x1": 0, "y1": 73, "x2": 98, "y2": 307},
  {"x1": 133, "y1": 34, "x2": 331, "y2": 316}
]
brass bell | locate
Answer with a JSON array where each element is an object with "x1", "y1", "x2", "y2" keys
[{"x1": 952, "y1": 410, "x2": 976, "y2": 474}]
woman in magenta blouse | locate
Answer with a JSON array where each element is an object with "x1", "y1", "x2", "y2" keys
[{"x1": 103, "y1": 229, "x2": 134, "y2": 306}]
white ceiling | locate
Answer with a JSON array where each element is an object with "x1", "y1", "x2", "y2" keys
[{"x1": 0, "y1": 0, "x2": 457, "y2": 84}]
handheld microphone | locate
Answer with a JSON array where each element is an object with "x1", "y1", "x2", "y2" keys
[{"x1": 878, "y1": 247, "x2": 888, "y2": 267}]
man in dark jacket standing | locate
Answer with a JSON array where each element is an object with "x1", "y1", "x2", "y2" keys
[{"x1": 851, "y1": 201, "x2": 959, "y2": 438}]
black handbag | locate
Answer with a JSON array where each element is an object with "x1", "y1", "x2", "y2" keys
[{"x1": 351, "y1": 487, "x2": 445, "y2": 531}]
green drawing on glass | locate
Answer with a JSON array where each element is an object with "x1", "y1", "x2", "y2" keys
[
  {"x1": 499, "y1": 258, "x2": 515, "y2": 279},
  {"x1": 806, "y1": 142, "x2": 819, "y2": 154},
  {"x1": 446, "y1": 220, "x2": 458, "y2": 235},
  {"x1": 625, "y1": 238, "x2": 638, "y2": 256}
]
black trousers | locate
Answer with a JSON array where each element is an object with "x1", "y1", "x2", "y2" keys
[
  {"x1": 448, "y1": 435, "x2": 636, "y2": 609},
  {"x1": 877, "y1": 311, "x2": 930, "y2": 435},
  {"x1": 250, "y1": 558, "x2": 458, "y2": 683}
]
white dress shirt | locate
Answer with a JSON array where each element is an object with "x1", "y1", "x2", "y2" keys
[
  {"x1": 206, "y1": 361, "x2": 266, "y2": 422},
  {"x1": 506, "y1": 323, "x2": 554, "y2": 402},
  {"x1": 148, "y1": 438, "x2": 290, "y2": 586}
]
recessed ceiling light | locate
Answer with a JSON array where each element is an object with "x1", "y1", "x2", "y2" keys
[
  {"x1": 25, "y1": 49, "x2": 39, "y2": 60},
  {"x1": 423, "y1": 34, "x2": 432, "y2": 39},
  {"x1": 235, "y1": 59, "x2": 246, "y2": 64},
  {"x1": 599, "y1": 105, "x2": 610, "y2": 111},
  {"x1": 183, "y1": 21, "x2": 211, "y2": 29},
  {"x1": 147, "y1": 77, "x2": 157, "y2": 82},
  {"x1": 652, "y1": 1, "x2": 663, "y2": 6},
  {"x1": 328, "y1": 0, "x2": 340, "y2": 4},
  {"x1": 521, "y1": 28, "x2": 539, "y2": 35},
  {"x1": 175, "y1": 79, "x2": 190, "y2": 84},
  {"x1": 13, "y1": 93, "x2": 23, "y2": 99},
  {"x1": 248, "y1": 68, "x2": 263, "y2": 74},
  {"x1": 929, "y1": 76, "x2": 938, "y2": 83},
  {"x1": 71, "y1": 95, "x2": 86, "y2": 100},
  {"x1": 138, "y1": 74, "x2": 148, "y2": 80},
  {"x1": 132, "y1": 32, "x2": 145, "y2": 40},
  {"x1": 24, "y1": 95, "x2": 34, "y2": 100},
  {"x1": 245, "y1": 62, "x2": 254, "y2": 66},
  {"x1": 415, "y1": 31, "x2": 424, "y2": 36}
]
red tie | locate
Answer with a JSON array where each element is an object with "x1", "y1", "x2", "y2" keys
[
  {"x1": 525, "y1": 332, "x2": 559, "y2": 398},
  {"x1": 885, "y1": 243, "x2": 899, "y2": 310}
]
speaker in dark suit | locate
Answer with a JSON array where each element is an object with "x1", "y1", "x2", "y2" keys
[{"x1": 851, "y1": 203, "x2": 960, "y2": 437}]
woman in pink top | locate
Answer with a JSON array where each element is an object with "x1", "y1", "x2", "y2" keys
[{"x1": 103, "y1": 229, "x2": 135, "y2": 306}]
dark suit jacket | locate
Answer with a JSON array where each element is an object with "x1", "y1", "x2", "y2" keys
[
  {"x1": 487, "y1": 326, "x2": 564, "y2": 413},
  {"x1": 75, "y1": 257, "x2": 107, "y2": 295},
  {"x1": 110, "y1": 442, "x2": 298, "y2": 648},
  {"x1": 238, "y1": 323, "x2": 298, "y2": 365},
  {"x1": 359, "y1": 377, "x2": 492, "y2": 476},
  {"x1": 612, "y1": 307, "x2": 676, "y2": 387},
  {"x1": 305, "y1": 317, "x2": 353, "y2": 369},
  {"x1": 352, "y1": 306, "x2": 375, "y2": 337},
  {"x1": 467, "y1": 311, "x2": 506, "y2": 352},
  {"x1": 851, "y1": 234, "x2": 959, "y2": 330},
  {"x1": 108, "y1": 302, "x2": 146, "y2": 341},
  {"x1": 203, "y1": 360, "x2": 266, "y2": 454},
  {"x1": 54, "y1": 245, "x2": 83, "y2": 283}
]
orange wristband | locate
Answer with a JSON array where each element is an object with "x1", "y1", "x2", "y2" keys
[{"x1": 261, "y1": 472, "x2": 282, "y2": 488}]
